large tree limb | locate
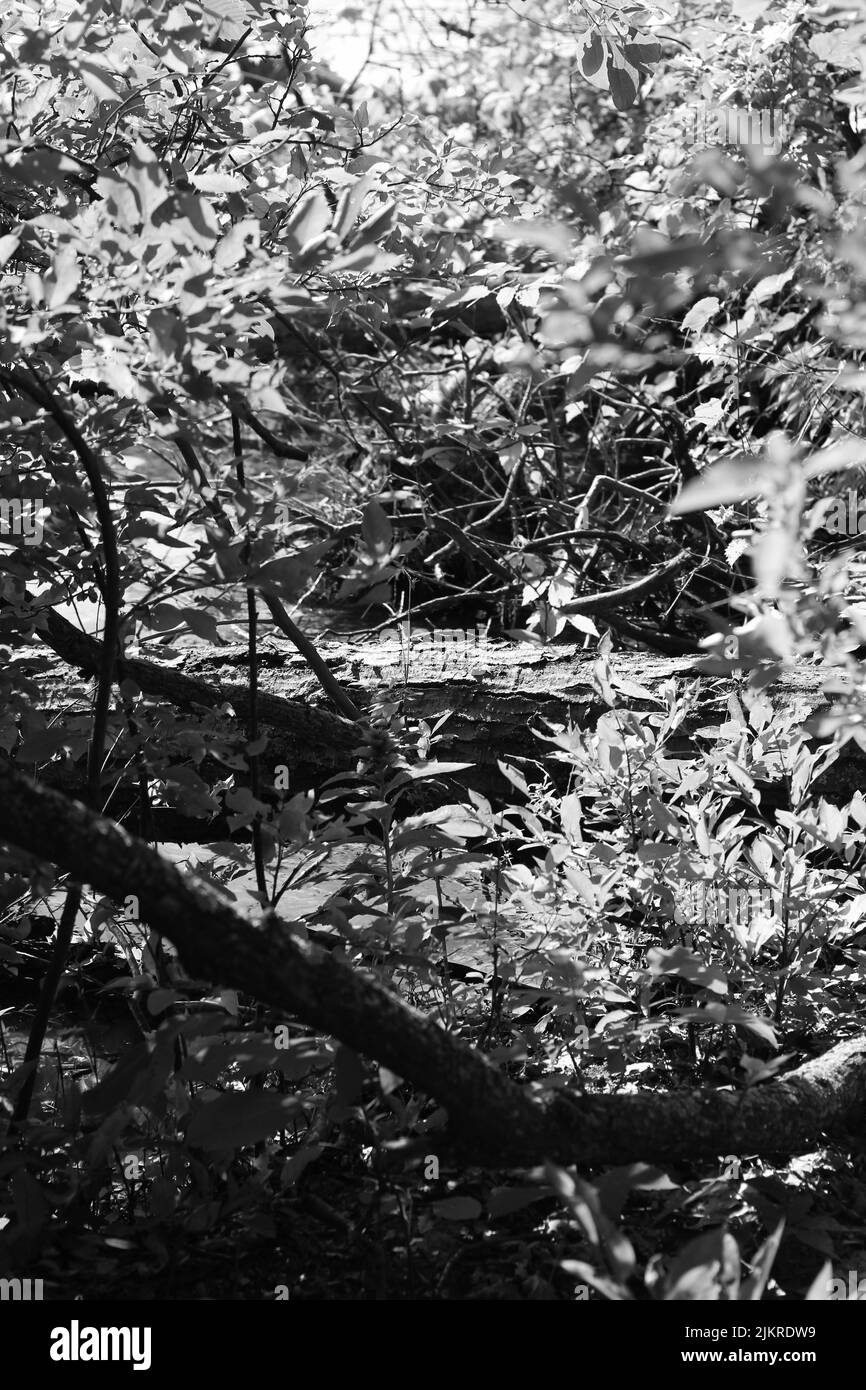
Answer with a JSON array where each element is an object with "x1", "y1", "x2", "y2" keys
[
  {"x1": 15, "y1": 629, "x2": 866, "y2": 810},
  {"x1": 29, "y1": 605, "x2": 359, "y2": 785},
  {"x1": 0, "y1": 761, "x2": 552, "y2": 1161},
  {"x1": 1, "y1": 763, "x2": 864, "y2": 1167}
]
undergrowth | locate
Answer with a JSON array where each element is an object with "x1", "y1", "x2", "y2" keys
[{"x1": 3, "y1": 643, "x2": 866, "y2": 1300}]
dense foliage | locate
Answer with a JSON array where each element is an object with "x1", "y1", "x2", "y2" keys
[{"x1": 2, "y1": 0, "x2": 866, "y2": 1300}]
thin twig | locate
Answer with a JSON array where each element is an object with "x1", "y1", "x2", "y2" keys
[
  {"x1": 234, "y1": 411, "x2": 267, "y2": 899},
  {"x1": 0, "y1": 363, "x2": 121, "y2": 1128},
  {"x1": 557, "y1": 552, "x2": 693, "y2": 616}
]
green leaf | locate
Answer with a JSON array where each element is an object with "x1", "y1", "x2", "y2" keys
[
  {"x1": 176, "y1": 606, "x2": 224, "y2": 644},
  {"x1": 189, "y1": 171, "x2": 247, "y2": 194},
  {"x1": 647, "y1": 945, "x2": 728, "y2": 995},
  {"x1": 254, "y1": 548, "x2": 324, "y2": 601},
  {"x1": 678, "y1": 1003, "x2": 777, "y2": 1046},
  {"x1": 623, "y1": 34, "x2": 661, "y2": 74},
  {"x1": 125, "y1": 143, "x2": 171, "y2": 224},
  {"x1": 45, "y1": 246, "x2": 79, "y2": 309},
  {"x1": 332, "y1": 174, "x2": 377, "y2": 239},
  {"x1": 803, "y1": 439, "x2": 866, "y2": 480},
  {"x1": 199, "y1": 0, "x2": 252, "y2": 38},
  {"x1": 323, "y1": 245, "x2": 401, "y2": 275},
  {"x1": 488, "y1": 1186, "x2": 548, "y2": 1218},
  {"x1": 432, "y1": 1197, "x2": 482, "y2": 1221},
  {"x1": 649, "y1": 795, "x2": 681, "y2": 838},
  {"x1": 405, "y1": 760, "x2": 474, "y2": 780},
  {"x1": 284, "y1": 191, "x2": 331, "y2": 248},
  {"x1": 496, "y1": 218, "x2": 574, "y2": 260},
  {"x1": 148, "y1": 308, "x2": 187, "y2": 363},
  {"x1": 378, "y1": 1066, "x2": 403, "y2": 1095},
  {"x1": 607, "y1": 52, "x2": 639, "y2": 111},
  {"x1": 804, "y1": 1260, "x2": 834, "y2": 1302},
  {"x1": 77, "y1": 59, "x2": 125, "y2": 107},
  {"x1": 361, "y1": 497, "x2": 393, "y2": 558},
  {"x1": 809, "y1": 32, "x2": 861, "y2": 70},
  {"x1": 692, "y1": 399, "x2": 725, "y2": 429},
  {"x1": 351, "y1": 199, "x2": 397, "y2": 247},
  {"x1": 0, "y1": 234, "x2": 19, "y2": 269},
  {"x1": 577, "y1": 29, "x2": 606, "y2": 81},
  {"x1": 334, "y1": 1045, "x2": 365, "y2": 1106},
  {"x1": 681, "y1": 296, "x2": 720, "y2": 334},
  {"x1": 567, "y1": 612, "x2": 598, "y2": 638},
  {"x1": 664, "y1": 1228, "x2": 740, "y2": 1300},
  {"x1": 186, "y1": 1089, "x2": 302, "y2": 1151},
  {"x1": 671, "y1": 456, "x2": 770, "y2": 514}
]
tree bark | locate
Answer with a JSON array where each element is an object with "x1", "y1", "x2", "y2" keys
[
  {"x1": 25, "y1": 607, "x2": 359, "y2": 788},
  {"x1": 1, "y1": 761, "x2": 863, "y2": 1167},
  {"x1": 18, "y1": 625, "x2": 864, "y2": 808}
]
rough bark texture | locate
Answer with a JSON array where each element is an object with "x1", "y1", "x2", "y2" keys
[
  {"x1": 1, "y1": 761, "x2": 864, "y2": 1167},
  {"x1": 27, "y1": 608, "x2": 359, "y2": 785},
  {"x1": 17, "y1": 626, "x2": 865, "y2": 808}
]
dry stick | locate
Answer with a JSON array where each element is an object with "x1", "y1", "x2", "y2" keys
[
  {"x1": 0, "y1": 364, "x2": 121, "y2": 1127},
  {"x1": 0, "y1": 367, "x2": 121, "y2": 797},
  {"x1": 232, "y1": 412, "x2": 267, "y2": 900},
  {"x1": 362, "y1": 584, "x2": 511, "y2": 636},
  {"x1": 557, "y1": 552, "x2": 693, "y2": 616},
  {"x1": 603, "y1": 612, "x2": 702, "y2": 657},
  {"x1": 174, "y1": 436, "x2": 213, "y2": 494},
  {"x1": 1, "y1": 762, "x2": 866, "y2": 1167},
  {"x1": 224, "y1": 394, "x2": 309, "y2": 461},
  {"x1": 426, "y1": 510, "x2": 513, "y2": 582},
  {"x1": 591, "y1": 381, "x2": 698, "y2": 483},
  {"x1": 583, "y1": 472, "x2": 661, "y2": 507},
  {"x1": 201, "y1": 25, "x2": 253, "y2": 87},
  {"x1": 233, "y1": 412, "x2": 269, "y2": 1113},
  {"x1": 121, "y1": 696, "x2": 157, "y2": 845},
  {"x1": 262, "y1": 595, "x2": 361, "y2": 722},
  {"x1": 465, "y1": 444, "x2": 526, "y2": 533},
  {"x1": 171, "y1": 431, "x2": 359, "y2": 721}
]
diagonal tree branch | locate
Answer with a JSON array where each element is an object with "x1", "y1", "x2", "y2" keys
[
  {"x1": 558, "y1": 552, "x2": 692, "y2": 616},
  {"x1": 1, "y1": 763, "x2": 864, "y2": 1167}
]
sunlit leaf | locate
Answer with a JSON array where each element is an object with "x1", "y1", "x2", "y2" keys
[{"x1": 671, "y1": 456, "x2": 771, "y2": 514}]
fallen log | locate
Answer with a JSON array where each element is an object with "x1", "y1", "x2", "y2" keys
[
  {"x1": 19, "y1": 607, "x2": 359, "y2": 789},
  {"x1": 0, "y1": 761, "x2": 863, "y2": 1167},
  {"x1": 16, "y1": 624, "x2": 866, "y2": 813}
]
